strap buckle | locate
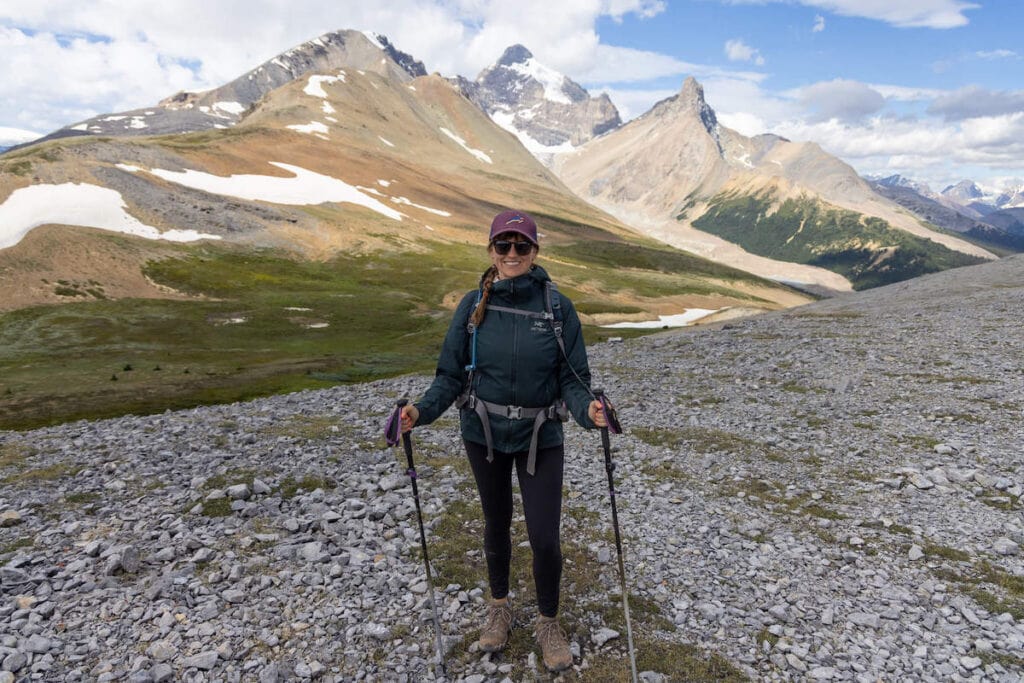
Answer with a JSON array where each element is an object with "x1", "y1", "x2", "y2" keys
[{"x1": 505, "y1": 405, "x2": 523, "y2": 419}]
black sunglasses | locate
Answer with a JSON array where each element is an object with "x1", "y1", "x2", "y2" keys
[{"x1": 492, "y1": 240, "x2": 534, "y2": 256}]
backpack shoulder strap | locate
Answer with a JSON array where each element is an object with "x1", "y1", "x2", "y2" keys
[{"x1": 545, "y1": 281, "x2": 566, "y2": 356}]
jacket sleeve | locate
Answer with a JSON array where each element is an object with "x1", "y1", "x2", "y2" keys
[
  {"x1": 556, "y1": 294, "x2": 597, "y2": 429},
  {"x1": 414, "y1": 291, "x2": 476, "y2": 426}
]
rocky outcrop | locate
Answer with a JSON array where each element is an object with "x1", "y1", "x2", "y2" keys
[{"x1": 454, "y1": 45, "x2": 621, "y2": 157}]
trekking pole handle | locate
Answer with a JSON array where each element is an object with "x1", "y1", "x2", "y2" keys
[{"x1": 396, "y1": 398, "x2": 408, "y2": 408}]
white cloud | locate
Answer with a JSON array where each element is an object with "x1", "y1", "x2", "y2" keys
[
  {"x1": 928, "y1": 86, "x2": 1024, "y2": 121},
  {"x1": 723, "y1": 0, "x2": 979, "y2": 29},
  {"x1": 724, "y1": 39, "x2": 764, "y2": 66},
  {"x1": 975, "y1": 49, "x2": 1018, "y2": 60},
  {"x1": 794, "y1": 79, "x2": 886, "y2": 123},
  {"x1": 0, "y1": 126, "x2": 42, "y2": 147},
  {"x1": 812, "y1": 14, "x2": 826, "y2": 32}
]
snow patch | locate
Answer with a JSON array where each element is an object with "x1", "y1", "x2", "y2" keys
[
  {"x1": 116, "y1": 164, "x2": 142, "y2": 172},
  {"x1": 390, "y1": 196, "x2": 451, "y2": 217},
  {"x1": 490, "y1": 111, "x2": 575, "y2": 155},
  {"x1": 377, "y1": 180, "x2": 391, "y2": 187},
  {"x1": 509, "y1": 58, "x2": 571, "y2": 105},
  {"x1": 287, "y1": 121, "x2": 329, "y2": 135},
  {"x1": 439, "y1": 127, "x2": 493, "y2": 164},
  {"x1": 322, "y1": 101, "x2": 335, "y2": 114},
  {"x1": 0, "y1": 183, "x2": 221, "y2": 250},
  {"x1": 378, "y1": 136, "x2": 395, "y2": 147},
  {"x1": 128, "y1": 117, "x2": 148, "y2": 129},
  {"x1": 362, "y1": 31, "x2": 385, "y2": 49},
  {"x1": 213, "y1": 101, "x2": 245, "y2": 116},
  {"x1": 71, "y1": 123, "x2": 88, "y2": 131},
  {"x1": 602, "y1": 309, "x2": 718, "y2": 329},
  {"x1": 145, "y1": 162, "x2": 405, "y2": 221},
  {"x1": 304, "y1": 73, "x2": 345, "y2": 98}
]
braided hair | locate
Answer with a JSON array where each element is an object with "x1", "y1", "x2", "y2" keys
[{"x1": 469, "y1": 265, "x2": 498, "y2": 328}]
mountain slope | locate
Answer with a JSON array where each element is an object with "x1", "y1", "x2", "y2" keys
[{"x1": 553, "y1": 78, "x2": 994, "y2": 291}]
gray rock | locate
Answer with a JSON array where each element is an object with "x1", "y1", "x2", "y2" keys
[
  {"x1": 2, "y1": 652, "x2": 27, "y2": 672},
  {"x1": 227, "y1": 483, "x2": 252, "y2": 500},
  {"x1": 592, "y1": 627, "x2": 619, "y2": 646},
  {"x1": 183, "y1": 650, "x2": 219, "y2": 670},
  {"x1": 24, "y1": 634, "x2": 51, "y2": 654},
  {"x1": 151, "y1": 663, "x2": 174, "y2": 683},
  {"x1": 0, "y1": 511, "x2": 23, "y2": 527}
]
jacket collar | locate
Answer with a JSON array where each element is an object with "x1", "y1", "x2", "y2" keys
[{"x1": 485, "y1": 264, "x2": 550, "y2": 303}]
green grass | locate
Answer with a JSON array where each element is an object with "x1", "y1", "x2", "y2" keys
[
  {"x1": 692, "y1": 192, "x2": 986, "y2": 290},
  {"x1": 0, "y1": 233, "x2": 785, "y2": 430},
  {"x1": 0, "y1": 536, "x2": 34, "y2": 556}
]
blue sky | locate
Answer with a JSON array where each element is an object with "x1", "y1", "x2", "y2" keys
[{"x1": 1, "y1": 1, "x2": 1021, "y2": 192}]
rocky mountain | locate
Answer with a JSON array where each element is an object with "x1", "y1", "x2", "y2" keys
[
  {"x1": 868, "y1": 175, "x2": 1024, "y2": 252},
  {"x1": 453, "y1": 45, "x2": 620, "y2": 163},
  {"x1": 984, "y1": 207, "x2": 1024, "y2": 236},
  {"x1": 552, "y1": 77, "x2": 995, "y2": 292},
  {"x1": 17, "y1": 31, "x2": 427, "y2": 148},
  {"x1": 941, "y1": 179, "x2": 1024, "y2": 215},
  {"x1": 2, "y1": 251, "x2": 1022, "y2": 681}
]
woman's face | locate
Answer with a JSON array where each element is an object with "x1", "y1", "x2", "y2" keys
[{"x1": 489, "y1": 232, "x2": 537, "y2": 280}]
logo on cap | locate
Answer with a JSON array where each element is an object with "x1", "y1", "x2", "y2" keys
[{"x1": 505, "y1": 215, "x2": 525, "y2": 225}]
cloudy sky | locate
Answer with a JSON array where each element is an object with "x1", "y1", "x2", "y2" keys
[{"x1": 1, "y1": 0, "x2": 1021, "y2": 192}]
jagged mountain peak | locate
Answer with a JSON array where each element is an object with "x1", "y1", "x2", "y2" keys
[
  {"x1": 497, "y1": 44, "x2": 534, "y2": 66},
  {"x1": 454, "y1": 44, "x2": 621, "y2": 160},
  {"x1": 942, "y1": 179, "x2": 984, "y2": 199}
]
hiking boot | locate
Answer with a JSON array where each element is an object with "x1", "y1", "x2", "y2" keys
[
  {"x1": 477, "y1": 597, "x2": 514, "y2": 652},
  {"x1": 535, "y1": 615, "x2": 573, "y2": 672}
]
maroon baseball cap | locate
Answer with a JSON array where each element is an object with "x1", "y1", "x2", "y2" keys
[{"x1": 488, "y1": 210, "x2": 538, "y2": 245}]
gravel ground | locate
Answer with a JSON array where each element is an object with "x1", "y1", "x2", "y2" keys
[{"x1": 1, "y1": 254, "x2": 1023, "y2": 682}]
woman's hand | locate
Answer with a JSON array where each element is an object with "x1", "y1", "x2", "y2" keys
[
  {"x1": 400, "y1": 405, "x2": 419, "y2": 433},
  {"x1": 588, "y1": 399, "x2": 607, "y2": 428}
]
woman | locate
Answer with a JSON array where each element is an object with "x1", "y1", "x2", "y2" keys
[{"x1": 399, "y1": 209, "x2": 607, "y2": 672}]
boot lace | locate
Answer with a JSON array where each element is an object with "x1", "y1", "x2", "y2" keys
[
  {"x1": 536, "y1": 618, "x2": 568, "y2": 651},
  {"x1": 484, "y1": 601, "x2": 513, "y2": 633}
]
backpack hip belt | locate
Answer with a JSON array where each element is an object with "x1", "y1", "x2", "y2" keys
[{"x1": 456, "y1": 392, "x2": 568, "y2": 475}]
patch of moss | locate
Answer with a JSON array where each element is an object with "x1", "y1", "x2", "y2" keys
[{"x1": 279, "y1": 474, "x2": 336, "y2": 500}]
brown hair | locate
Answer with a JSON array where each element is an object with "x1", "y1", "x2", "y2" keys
[{"x1": 469, "y1": 265, "x2": 498, "y2": 328}]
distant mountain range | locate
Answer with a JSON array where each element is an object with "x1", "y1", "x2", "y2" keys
[{"x1": 868, "y1": 174, "x2": 1024, "y2": 252}]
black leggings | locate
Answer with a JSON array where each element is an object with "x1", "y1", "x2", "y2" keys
[{"x1": 464, "y1": 440, "x2": 564, "y2": 618}]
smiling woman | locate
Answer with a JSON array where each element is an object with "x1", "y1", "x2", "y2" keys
[{"x1": 396, "y1": 208, "x2": 610, "y2": 673}]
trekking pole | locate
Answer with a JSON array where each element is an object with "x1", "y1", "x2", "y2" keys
[
  {"x1": 594, "y1": 388, "x2": 638, "y2": 683},
  {"x1": 385, "y1": 399, "x2": 446, "y2": 678}
]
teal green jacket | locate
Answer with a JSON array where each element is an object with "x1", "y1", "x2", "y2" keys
[{"x1": 414, "y1": 264, "x2": 596, "y2": 452}]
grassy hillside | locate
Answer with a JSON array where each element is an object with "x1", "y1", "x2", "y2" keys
[
  {"x1": 0, "y1": 236, "x2": 786, "y2": 431},
  {"x1": 693, "y1": 193, "x2": 987, "y2": 289}
]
